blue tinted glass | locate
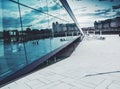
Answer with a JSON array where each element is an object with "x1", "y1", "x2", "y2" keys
[
  {"x1": 0, "y1": 0, "x2": 80, "y2": 81},
  {"x1": 0, "y1": 0, "x2": 27, "y2": 79},
  {"x1": 19, "y1": 0, "x2": 48, "y2": 12}
]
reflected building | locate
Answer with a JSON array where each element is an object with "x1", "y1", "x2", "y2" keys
[
  {"x1": 52, "y1": 22, "x2": 79, "y2": 35},
  {"x1": 0, "y1": 0, "x2": 83, "y2": 86}
]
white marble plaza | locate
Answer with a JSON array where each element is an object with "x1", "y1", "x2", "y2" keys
[{"x1": 1, "y1": 35, "x2": 120, "y2": 89}]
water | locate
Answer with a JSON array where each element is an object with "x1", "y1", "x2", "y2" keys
[{"x1": 0, "y1": 36, "x2": 78, "y2": 80}]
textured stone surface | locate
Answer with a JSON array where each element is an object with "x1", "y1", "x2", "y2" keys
[{"x1": 1, "y1": 35, "x2": 120, "y2": 89}]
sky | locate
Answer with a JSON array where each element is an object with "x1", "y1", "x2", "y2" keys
[
  {"x1": 0, "y1": 0, "x2": 71, "y2": 31},
  {"x1": 0, "y1": 0, "x2": 120, "y2": 31},
  {"x1": 67, "y1": 0, "x2": 120, "y2": 27}
]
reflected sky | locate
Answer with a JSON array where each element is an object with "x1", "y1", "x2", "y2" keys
[
  {"x1": 67, "y1": 0, "x2": 120, "y2": 27},
  {"x1": 1, "y1": 0, "x2": 68, "y2": 31},
  {"x1": 1, "y1": 0, "x2": 120, "y2": 30}
]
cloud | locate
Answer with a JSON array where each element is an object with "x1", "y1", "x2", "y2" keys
[
  {"x1": 81, "y1": 7, "x2": 87, "y2": 11},
  {"x1": 21, "y1": 7, "x2": 47, "y2": 26},
  {"x1": 21, "y1": 12, "x2": 37, "y2": 26},
  {"x1": 94, "y1": 9, "x2": 111, "y2": 15},
  {"x1": 22, "y1": 6, "x2": 48, "y2": 16},
  {"x1": 30, "y1": 9, "x2": 42, "y2": 15},
  {"x1": 112, "y1": 4, "x2": 120, "y2": 9},
  {"x1": 75, "y1": 0, "x2": 82, "y2": 1},
  {"x1": 1, "y1": 0, "x2": 18, "y2": 11},
  {"x1": 114, "y1": 11, "x2": 120, "y2": 16},
  {"x1": 98, "y1": 0, "x2": 113, "y2": 1},
  {"x1": 50, "y1": 3, "x2": 61, "y2": 11},
  {"x1": 3, "y1": 17, "x2": 20, "y2": 29},
  {"x1": 110, "y1": 0, "x2": 114, "y2": 2},
  {"x1": 3, "y1": 13, "x2": 35, "y2": 29},
  {"x1": 95, "y1": 9, "x2": 111, "y2": 13},
  {"x1": 74, "y1": 7, "x2": 87, "y2": 12},
  {"x1": 77, "y1": 9, "x2": 113, "y2": 19},
  {"x1": 22, "y1": 17, "x2": 34, "y2": 25},
  {"x1": 79, "y1": 9, "x2": 111, "y2": 17},
  {"x1": 38, "y1": 19, "x2": 48, "y2": 24},
  {"x1": 95, "y1": 5, "x2": 98, "y2": 7},
  {"x1": 38, "y1": 6, "x2": 48, "y2": 12},
  {"x1": 99, "y1": 0, "x2": 108, "y2": 1}
]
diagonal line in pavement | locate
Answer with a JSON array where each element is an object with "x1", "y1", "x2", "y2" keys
[{"x1": 85, "y1": 71, "x2": 120, "y2": 77}]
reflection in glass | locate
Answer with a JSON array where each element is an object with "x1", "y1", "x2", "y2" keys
[
  {"x1": 0, "y1": 0, "x2": 27, "y2": 79},
  {"x1": 0, "y1": 0, "x2": 81, "y2": 81}
]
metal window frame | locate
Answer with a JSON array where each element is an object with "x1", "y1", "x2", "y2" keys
[{"x1": 60, "y1": 0, "x2": 84, "y2": 36}]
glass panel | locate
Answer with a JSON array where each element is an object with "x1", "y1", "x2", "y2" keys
[
  {"x1": 20, "y1": 1, "x2": 52, "y2": 63},
  {"x1": 0, "y1": 0, "x2": 27, "y2": 79},
  {"x1": 19, "y1": 0, "x2": 48, "y2": 13},
  {"x1": 0, "y1": 0, "x2": 4, "y2": 78},
  {"x1": 0, "y1": 0, "x2": 79, "y2": 81},
  {"x1": 47, "y1": 0, "x2": 61, "y2": 17}
]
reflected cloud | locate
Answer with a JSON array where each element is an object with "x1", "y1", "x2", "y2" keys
[
  {"x1": 99, "y1": 0, "x2": 108, "y2": 1},
  {"x1": 3, "y1": 17, "x2": 20, "y2": 28},
  {"x1": 38, "y1": 19, "x2": 49, "y2": 24},
  {"x1": 75, "y1": 0, "x2": 82, "y2": 1},
  {"x1": 50, "y1": 3, "x2": 61, "y2": 11},
  {"x1": 112, "y1": 4, "x2": 120, "y2": 9},
  {"x1": 95, "y1": 8, "x2": 111, "y2": 15},
  {"x1": 99, "y1": 0, "x2": 114, "y2": 2}
]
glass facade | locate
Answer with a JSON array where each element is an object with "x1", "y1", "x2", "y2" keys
[{"x1": 0, "y1": 0, "x2": 81, "y2": 80}]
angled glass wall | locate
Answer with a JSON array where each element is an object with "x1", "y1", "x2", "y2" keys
[{"x1": 0, "y1": 0, "x2": 81, "y2": 80}]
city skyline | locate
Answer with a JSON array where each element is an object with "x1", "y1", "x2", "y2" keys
[
  {"x1": 0, "y1": 0, "x2": 120, "y2": 31},
  {"x1": 68, "y1": 0, "x2": 120, "y2": 27}
]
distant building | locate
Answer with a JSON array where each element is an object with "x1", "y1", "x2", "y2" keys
[
  {"x1": 97, "y1": 21, "x2": 103, "y2": 30},
  {"x1": 0, "y1": 32, "x2": 3, "y2": 38},
  {"x1": 94, "y1": 17, "x2": 120, "y2": 30},
  {"x1": 62, "y1": 24, "x2": 67, "y2": 31},
  {"x1": 52, "y1": 22, "x2": 61, "y2": 33},
  {"x1": 94, "y1": 21, "x2": 98, "y2": 29},
  {"x1": 103, "y1": 19, "x2": 111, "y2": 29},
  {"x1": 52, "y1": 22, "x2": 79, "y2": 33},
  {"x1": 66, "y1": 23, "x2": 78, "y2": 31},
  {"x1": 111, "y1": 17, "x2": 120, "y2": 28},
  {"x1": 82, "y1": 27, "x2": 95, "y2": 31}
]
